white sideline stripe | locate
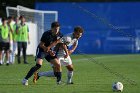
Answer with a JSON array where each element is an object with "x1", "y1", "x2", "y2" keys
[{"x1": 72, "y1": 55, "x2": 126, "y2": 62}]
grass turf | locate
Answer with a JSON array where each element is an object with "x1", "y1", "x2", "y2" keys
[{"x1": 0, "y1": 54, "x2": 139, "y2": 93}]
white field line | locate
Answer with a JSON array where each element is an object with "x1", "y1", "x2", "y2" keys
[{"x1": 72, "y1": 55, "x2": 127, "y2": 62}]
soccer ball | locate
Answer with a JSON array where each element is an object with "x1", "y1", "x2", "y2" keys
[{"x1": 112, "y1": 82, "x2": 123, "y2": 92}]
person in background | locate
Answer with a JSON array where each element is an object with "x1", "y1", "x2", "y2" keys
[
  {"x1": 16, "y1": 16, "x2": 30, "y2": 64},
  {"x1": 0, "y1": 17, "x2": 10, "y2": 65}
]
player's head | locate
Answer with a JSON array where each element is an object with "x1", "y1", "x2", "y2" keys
[
  {"x1": 51, "y1": 21, "x2": 60, "y2": 35},
  {"x1": 20, "y1": 16, "x2": 26, "y2": 23},
  {"x1": 2, "y1": 17, "x2": 7, "y2": 25},
  {"x1": 7, "y1": 16, "x2": 13, "y2": 23},
  {"x1": 14, "y1": 16, "x2": 19, "y2": 23},
  {"x1": 73, "y1": 26, "x2": 84, "y2": 39}
]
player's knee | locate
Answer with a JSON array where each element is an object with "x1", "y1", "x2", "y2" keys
[
  {"x1": 67, "y1": 66, "x2": 74, "y2": 71},
  {"x1": 36, "y1": 64, "x2": 41, "y2": 69}
]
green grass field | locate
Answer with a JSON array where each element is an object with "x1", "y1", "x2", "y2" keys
[{"x1": 0, "y1": 54, "x2": 139, "y2": 93}]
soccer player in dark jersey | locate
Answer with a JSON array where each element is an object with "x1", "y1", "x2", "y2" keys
[
  {"x1": 22, "y1": 22, "x2": 65, "y2": 85},
  {"x1": 33, "y1": 26, "x2": 84, "y2": 84}
]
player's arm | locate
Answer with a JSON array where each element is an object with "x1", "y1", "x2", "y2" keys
[
  {"x1": 68, "y1": 42, "x2": 77, "y2": 55},
  {"x1": 8, "y1": 23, "x2": 14, "y2": 33},
  {"x1": 27, "y1": 26, "x2": 30, "y2": 44},
  {"x1": 62, "y1": 44, "x2": 69, "y2": 58},
  {"x1": 47, "y1": 38, "x2": 62, "y2": 51},
  {"x1": 39, "y1": 41, "x2": 47, "y2": 51}
]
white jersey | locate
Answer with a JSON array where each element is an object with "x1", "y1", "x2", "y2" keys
[
  {"x1": 61, "y1": 33, "x2": 78, "y2": 47},
  {"x1": 57, "y1": 33, "x2": 78, "y2": 56},
  {"x1": 52, "y1": 33, "x2": 78, "y2": 66}
]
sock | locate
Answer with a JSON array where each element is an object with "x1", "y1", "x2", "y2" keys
[
  {"x1": 54, "y1": 72, "x2": 62, "y2": 82},
  {"x1": 67, "y1": 71, "x2": 73, "y2": 83},
  {"x1": 25, "y1": 64, "x2": 41, "y2": 80},
  {"x1": 6, "y1": 61, "x2": 9, "y2": 64},
  {"x1": 2, "y1": 51, "x2": 5, "y2": 63},
  {"x1": 0, "y1": 60, "x2": 2, "y2": 64},
  {"x1": 38, "y1": 71, "x2": 55, "y2": 77}
]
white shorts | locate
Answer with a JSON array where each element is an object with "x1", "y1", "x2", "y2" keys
[{"x1": 57, "y1": 55, "x2": 72, "y2": 66}]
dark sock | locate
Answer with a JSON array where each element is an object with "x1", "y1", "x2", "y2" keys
[
  {"x1": 25, "y1": 64, "x2": 41, "y2": 79},
  {"x1": 54, "y1": 72, "x2": 62, "y2": 82}
]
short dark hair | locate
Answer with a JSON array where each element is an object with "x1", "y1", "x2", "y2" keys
[
  {"x1": 51, "y1": 21, "x2": 60, "y2": 28},
  {"x1": 2, "y1": 17, "x2": 7, "y2": 22},
  {"x1": 7, "y1": 16, "x2": 13, "y2": 20},
  {"x1": 74, "y1": 26, "x2": 84, "y2": 33},
  {"x1": 19, "y1": 15, "x2": 24, "y2": 20}
]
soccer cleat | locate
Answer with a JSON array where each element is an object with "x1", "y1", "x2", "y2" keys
[
  {"x1": 67, "y1": 81, "x2": 74, "y2": 85},
  {"x1": 6, "y1": 63, "x2": 9, "y2": 66},
  {"x1": 22, "y1": 78, "x2": 28, "y2": 86},
  {"x1": 33, "y1": 71, "x2": 40, "y2": 84}
]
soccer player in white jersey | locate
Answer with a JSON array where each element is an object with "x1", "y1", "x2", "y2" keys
[{"x1": 33, "y1": 26, "x2": 84, "y2": 84}]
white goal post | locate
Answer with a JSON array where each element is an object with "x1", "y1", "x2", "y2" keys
[{"x1": 6, "y1": 6, "x2": 58, "y2": 55}]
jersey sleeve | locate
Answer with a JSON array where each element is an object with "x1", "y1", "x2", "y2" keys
[{"x1": 75, "y1": 40, "x2": 78, "y2": 46}]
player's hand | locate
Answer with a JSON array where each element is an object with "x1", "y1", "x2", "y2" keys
[
  {"x1": 44, "y1": 47, "x2": 50, "y2": 52},
  {"x1": 68, "y1": 50, "x2": 73, "y2": 55},
  {"x1": 64, "y1": 54, "x2": 69, "y2": 58},
  {"x1": 49, "y1": 50, "x2": 55, "y2": 56}
]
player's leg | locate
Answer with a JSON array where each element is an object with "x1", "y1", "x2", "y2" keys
[
  {"x1": 33, "y1": 70, "x2": 55, "y2": 84},
  {"x1": 2, "y1": 50, "x2": 5, "y2": 64},
  {"x1": 9, "y1": 40, "x2": 13, "y2": 64},
  {"x1": 22, "y1": 47, "x2": 44, "y2": 85},
  {"x1": 17, "y1": 42, "x2": 22, "y2": 64},
  {"x1": 34, "y1": 64, "x2": 55, "y2": 79},
  {"x1": 22, "y1": 42, "x2": 28, "y2": 64},
  {"x1": 33, "y1": 56, "x2": 62, "y2": 84},
  {"x1": 22, "y1": 58, "x2": 42, "y2": 85},
  {"x1": 64, "y1": 56, "x2": 74, "y2": 84},
  {"x1": 5, "y1": 43, "x2": 10, "y2": 66},
  {"x1": 66, "y1": 64, "x2": 74, "y2": 84},
  {"x1": 50, "y1": 58, "x2": 62, "y2": 84},
  {"x1": 0, "y1": 49, "x2": 3, "y2": 65},
  {"x1": 11, "y1": 41, "x2": 17, "y2": 64},
  {"x1": 0, "y1": 42, "x2": 4, "y2": 65}
]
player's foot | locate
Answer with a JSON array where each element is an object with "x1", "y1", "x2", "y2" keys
[
  {"x1": 67, "y1": 81, "x2": 74, "y2": 84},
  {"x1": 57, "y1": 81, "x2": 61, "y2": 85},
  {"x1": 22, "y1": 78, "x2": 28, "y2": 86},
  {"x1": 24, "y1": 61, "x2": 29, "y2": 64},
  {"x1": 6, "y1": 63, "x2": 9, "y2": 66},
  {"x1": 33, "y1": 71, "x2": 40, "y2": 84}
]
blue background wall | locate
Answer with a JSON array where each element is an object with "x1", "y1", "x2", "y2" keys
[{"x1": 35, "y1": 2, "x2": 140, "y2": 54}]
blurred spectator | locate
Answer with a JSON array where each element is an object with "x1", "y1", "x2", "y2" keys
[
  {"x1": 0, "y1": 17, "x2": 10, "y2": 65},
  {"x1": 17, "y1": 16, "x2": 30, "y2": 64}
]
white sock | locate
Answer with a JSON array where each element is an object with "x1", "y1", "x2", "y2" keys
[
  {"x1": 9, "y1": 52, "x2": 15, "y2": 64},
  {"x1": 0, "y1": 60, "x2": 3, "y2": 64},
  {"x1": 67, "y1": 71, "x2": 73, "y2": 83},
  {"x1": 6, "y1": 60, "x2": 9, "y2": 64},
  {"x1": 2, "y1": 52, "x2": 5, "y2": 63},
  {"x1": 38, "y1": 71, "x2": 55, "y2": 77}
]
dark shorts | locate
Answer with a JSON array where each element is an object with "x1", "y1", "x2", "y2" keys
[
  {"x1": 0, "y1": 42, "x2": 10, "y2": 51},
  {"x1": 35, "y1": 47, "x2": 57, "y2": 62}
]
